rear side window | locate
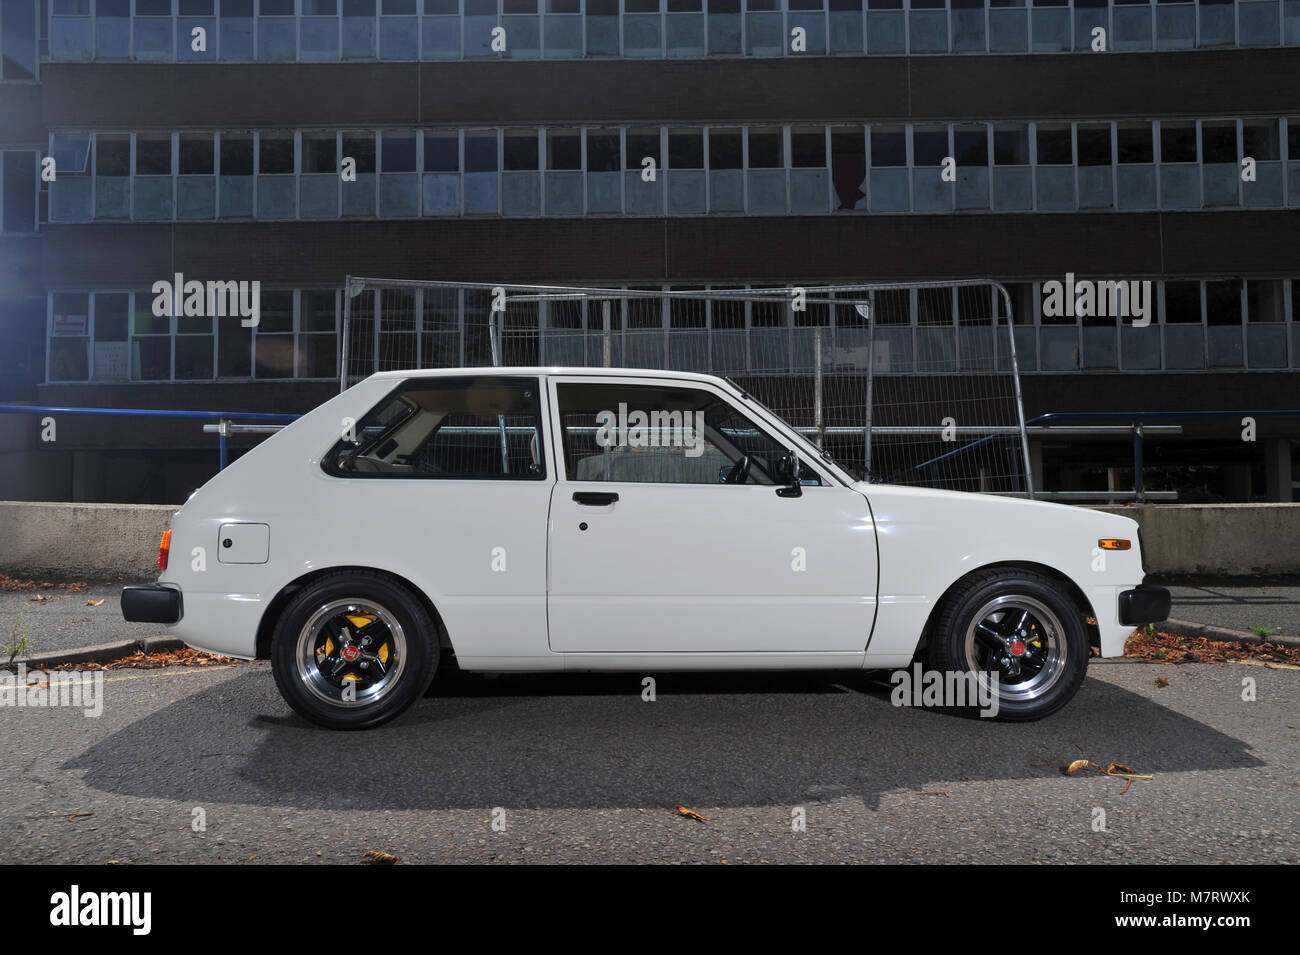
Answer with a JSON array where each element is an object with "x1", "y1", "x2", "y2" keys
[{"x1": 322, "y1": 376, "x2": 545, "y2": 480}]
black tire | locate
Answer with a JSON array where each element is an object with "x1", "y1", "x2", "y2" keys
[
  {"x1": 926, "y1": 568, "x2": 1088, "y2": 722},
  {"x1": 270, "y1": 571, "x2": 438, "y2": 730}
]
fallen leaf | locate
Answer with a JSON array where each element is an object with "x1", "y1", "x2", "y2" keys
[
  {"x1": 1154, "y1": 677, "x2": 1170, "y2": 687},
  {"x1": 1065, "y1": 759, "x2": 1101, "y2": 776},
  {"x1": 1064, "y1": 758, "x2": 1153, "y2": 793},
  {"x1": 85, "y1": 599, "x2": 105, "y2": 607},
  {"x1": 67, "y1": 812, "x2": 95, "y2": 822},
  {"x1": 919, "y1": 790, "x2": 950, "y2": 797},
  {"x1": 674, "y1": 806, "x2": 708, "y2": 823},
  {"x1": 362, "y1": 850, "x2": 402, "y2": 864}
]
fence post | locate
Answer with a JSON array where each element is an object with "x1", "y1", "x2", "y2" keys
[
  {"x1": 999, "y1": 284, "x2": 1035, "y2": 498},
  {"x1": 602, "y1": 300, "x2": 612, "y2": 368},
  {"x1": 813, "y1": 327, "x2": 824, "y2": 449},
  {"x1": 1133, "y1": 422, "x2": 1145, "y2": 503},
  {"x1": 489, "y1": 305, "x2": 501, "y2": 366},
  {"x1": 863, "y1": 304, "x2": 875, "y2": 475},
  {"x1": 340, "y1": 276, "x2": 354, "y2": 394}
]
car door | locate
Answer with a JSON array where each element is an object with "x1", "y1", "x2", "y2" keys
[{"x1": 545, "y1": 375, "x2": 878, "y2": 653}]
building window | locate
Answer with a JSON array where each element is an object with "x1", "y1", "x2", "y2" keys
[
  {"x1": 626, "y1": 126, "x2": 662, "y2": 214},
  {"x1": 954, "y1": 123, "x2": 990, "y2": 210},
  {"x1": 869, "y1": 124, "x2": 908, "y2": 213},
  {"x1": 545, "y1": 127, "x2": 583, "y2": 215},
  {"x1": 1159, "y1": 120, "x2": 1200, "y2": 209},
  {"x1": 830, "y1": 126, "x2": 866, "y2": 211},
  {"x1": 706, "y1": 127, "x2": 743, "y2": 212},
  {"x1": 422, "y1": 129, "x2": 460, "y2": 215},
  {"x1": 1034, "y1": 123, "x2": 1075, "y2": 210},
  {"x1": 1201, "y1": 119, "x2": 1240, "y2": 207},
  {"x1": 131, "y1": 288, "x2": 172, "y2": 380},
  {"x1": 299, "y1": 289, "x2": 339, "y2": 377},
  {"x1": 49, "y1": 291, "x2": 90, "y2": 381},
  {"x1": 993, "y1": 122, "x2": 1032, "y2": 211},
  {"x1": 1, "y1": 0, "x2": 38, "y2": 79},
  {"x1": 219, "y1": 132, "x2": 255, "y2": 217},
  {"x1": 41, "y1": 116, "x2": 1297, "y2": 223},
  {"x1": 1076, "y1": 122, "x2": 1113, "y2": 209},
  {"x1": 502, "y1": 127, "x2": 540, "y2": 215},
  {"x1": 380, "y1": 129, "x2": 419, "y2": 216},
  {"x1": 254, "y1": 289, "x2": 295, "y2": 378},
  {"x1": 667, "y1": 126, "x2": 705, "y2": 214},
  {"x1": 1, "y1": 149, "x2": 37, "y2": 233},
  {"x1": 134, "y1": 133, "x2": 174, "y2": 219}
]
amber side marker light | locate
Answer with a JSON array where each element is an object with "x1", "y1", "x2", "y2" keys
[
  {"x1": 1098, "y1": 538, "x2": 1131, "y2": 551},
  {"x1": 157, "y1": 530, "x2": 173, "y2": 570}
]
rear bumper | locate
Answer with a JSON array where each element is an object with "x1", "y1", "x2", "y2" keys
[
  {"x1": 1118, "y1": 584, "x2": 1171, "y2": 626},
  {"x1": 121, "y1": 585, "x2": 182, "y2": 624}
]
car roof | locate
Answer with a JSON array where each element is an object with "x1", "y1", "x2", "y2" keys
[{"x1": 370, "y1": 367, "x2": 733, "y2": 386}]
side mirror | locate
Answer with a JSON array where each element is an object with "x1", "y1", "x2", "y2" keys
[{"x1": 776, "y1": 450, "x2": 802, "y2": 498}]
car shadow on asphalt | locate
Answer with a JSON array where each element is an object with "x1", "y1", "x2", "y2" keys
[{"x1": 63, "y1": 663, "x2": 1263, "y2": 811}]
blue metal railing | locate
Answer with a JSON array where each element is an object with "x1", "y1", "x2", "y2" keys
[
  {"x1": 890, "y1": 409, "x2": 1300, "y2": 501},
  {"x1": 5, "y1": 402, "x2": 1295, "y2": 500},
  {"x1": 0, "y1": 404, "x2": 301, "y2": 470}
]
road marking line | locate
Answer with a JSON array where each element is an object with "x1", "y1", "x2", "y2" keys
[
  {"x1": 1238, "y1": 659, "x2": 1300, "y2": 672},
  {"x1": 31, "y1": 666, "x2": 244, "y2": 688}
]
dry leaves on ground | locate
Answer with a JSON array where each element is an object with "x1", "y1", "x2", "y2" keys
[
  {"x1": 362, "y1": 850, "x2": 402, "y2": 864},
  {"x1": 49, "y1": 648, "x2": 241, "y2": 671},
  {"x1": 1126, "y1": 629, "x2": 1300, "y2": 666},
  {"x1": 674, "y1": 806, "x2": 708, "y2": 823},
  {"x1": 0, "y1": 574, "x2": 86, "y2": 592}
]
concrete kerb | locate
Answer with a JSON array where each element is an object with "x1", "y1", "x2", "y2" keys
[
  {"x1": 10, "y1": 635, "x2": 186, "y2": 670},
  {"x1": 1159, "y1": 617, "x2": 1300, "y2": 649}
]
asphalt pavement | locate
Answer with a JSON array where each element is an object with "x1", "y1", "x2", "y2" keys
[
  {"x1": 1160, "y1": 580, "x2": 1300, "y2": 639},
  {"x1": 1, "y1": 582, "x2": 163, "y2": 657},
  {"x1": 2, "y1": 660, "x2": 1296, "y2": 863}
]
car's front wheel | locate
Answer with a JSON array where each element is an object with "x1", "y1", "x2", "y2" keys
[
  {"x1": 926, "y1": 568, "x2": 1089, "y2": 721},
  {"x1": 271, "y1": 571, "x2": 438, "y2": 730}
]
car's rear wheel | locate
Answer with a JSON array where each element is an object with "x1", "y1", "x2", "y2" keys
[
  {"x1": 926, "y1": 568, "x2": 1088, "y2": 721},
  {"x1": 271, "y1": 571, "x2": 438, "y2": 730}
]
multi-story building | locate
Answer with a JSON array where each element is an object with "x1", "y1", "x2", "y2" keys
[{"x1": 1, "y1": 1, "x2": 1298, "y2": 502}]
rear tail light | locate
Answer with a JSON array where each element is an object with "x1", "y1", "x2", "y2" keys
[{"x1": 157, "y1": 530, "x2": 172, "y2": 570}]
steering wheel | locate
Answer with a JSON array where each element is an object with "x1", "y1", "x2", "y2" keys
[{"x1": 725, "y1": 454, "x2": 752, "y2": 484}]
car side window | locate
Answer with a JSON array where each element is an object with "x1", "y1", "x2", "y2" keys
[
  {"x1": 323, "y1": 376, "x2": 545, "y2": 480},
  {"x1": 556, "y1": 382, "x2": 814, "y2": 486}
]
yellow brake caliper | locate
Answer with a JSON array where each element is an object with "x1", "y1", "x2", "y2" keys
[{"x1": 341, "y1": 613, "x2": 387, "y2": 669}]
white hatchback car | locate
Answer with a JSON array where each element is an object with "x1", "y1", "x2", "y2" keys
[{"x1": 123, "y1": 368, "x2": 1169, "y2": 729}]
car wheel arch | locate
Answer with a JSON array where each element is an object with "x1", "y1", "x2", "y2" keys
[
  {"x1": 914, "y1": 560, "x2": 1101, "y2": 658},
  {"x1": 254, "y1": 566, "x2": 453, "y2": 660}
]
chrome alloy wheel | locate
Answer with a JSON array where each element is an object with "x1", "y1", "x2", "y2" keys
[
  {"x1": 294, "y1": 598, "x2": 407, "y2": 707},
  {"x1": 962, "y1": 594, "x2": 1068, "y2": 704}
]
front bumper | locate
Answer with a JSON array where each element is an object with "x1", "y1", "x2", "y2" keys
[
  {"x1": 121, "y1": 585, "x2": 182, "y2": 624},
  {"x1": 1118, "y1": 584, "x2": 1171, "y2": 626}
]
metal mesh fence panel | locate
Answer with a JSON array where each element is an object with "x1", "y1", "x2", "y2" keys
[{"x1": 341, "y1": 278, "x2": 1031, "y2": 494}]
